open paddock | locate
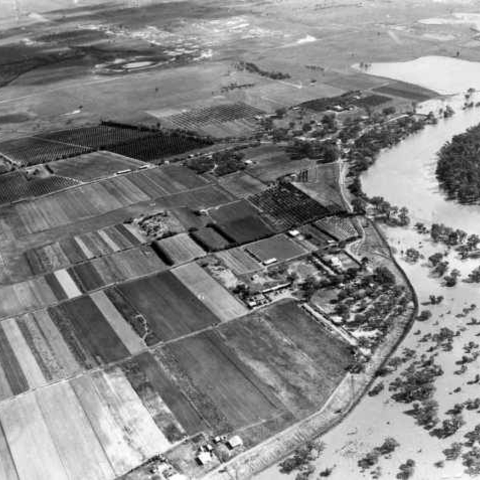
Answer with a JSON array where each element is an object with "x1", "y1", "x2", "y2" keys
[
  {"x1": 0, "y1": 278, "x2": 56, "y2": 319},
  {"x1": 153, "y1": 233, "x2": 206, "y2": 265},
  {"x1": 219, "y1": 305, "x2": 352, "y2": 417},
  {"x1": 246, "y1": 234, "x2": 308, "y2": 264},
  {"x1": 248, "y1": 156, "x2": 314, "y2": 184},
  {"x1": 240, "y1": 81, "x2": 345, "y2": 112},
  {"x1": 215, "y1": 247, "x2": 262, "y2": 275},
  {"x1": 190, "y1": 226, "x2": 230, "y2": 252},
  {"x1": 51, "y1": 295, "x2": 130, "y2": 367},
  {"x1": 209, "y1": 199, "x2": 274, "y2": 244},
  {"x1": 120, "y1": 352, "x2": 186, "y2": 442},
  {"x1": 90, "y1": 367, "x2": 171, "y2": 461},
  {"x1": 299, "y1": 223, "x2": 335, "y2": 249},
  {"x1": 0, "y1": 392, "x2": 72, "y2": 480},
  {"x1": 218, "y1": 216, "x2": 274, "y2": 245},
  {"x1": 35, "y1": 381, "x2": 115, "y2": 480},
  {"x1": 209, "y1": 199, "x2": 260, "y2": 224},
  {"x1": 217, "y1": 172, "x2": 267, "y2": 198},
  {"x1": 3, "y1": 182, "x2": 233, "y2": 241},
  {"x1": 314, "y1": 215, "x2": 359, "y2": 242},
  {"x1": 373, "y1": 80, "x2": 438, "y2": 101},
  {"x1": 105, "y1": 287, "x2": 161, "y2": 347},
  {"x1": 173, "y1": 262, "x2": 247, "y2": 321},
  {"x1": 117, "y1": 271, "x2": 219, "y2": 341},
  {"x1": 95, "y1": 246, "x2": 167, "y2": 282},
  {"x1": 71, "y1": 374, "x2": 145, "y2": 476},
  {"x1": 49, "y1": 151, "x2": 145, "y2": 181},
  {"x1": 160, "y1": 330, "x2": 283, "y2": 431}
]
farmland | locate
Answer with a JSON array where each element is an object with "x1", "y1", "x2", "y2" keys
[
  {"x1": 246, "y1": 234, "x2": 308, "y2": 264},
  {"x1": 0, "y1": 171, "x2": 79, "y2": 205},
  {"x1": 20, "y1": 223, "x2": 144, "y2": 279},
  {"x1": 209, "y1": 199, "x2": 274, "y2": 244},
  {"x1": 49, "y1": 151, "x2": 146, "y2": 181},
  {"x1": 373, "y1": 80, "x2": 438, "y2": 101},
  {"x1": 0, "y1": 0, "x2": 440, "y2": 478},
  {"x1": 249, "y1": 183, "x2": 331, "y2": 230},
  {"x1": 215, "y1": 247, "x2": 262, "y2": 275},
  {"x1": 190, "y1": 226, "x2": 231, "y2": 252},
  {"x1": 217, "y1": 172, "x2": 267, "y2": 198},
  {"x1": 0, "y1": 125, "x2": 211, "y2": 167},
  {"x1": 108, "y1": 132, "x2": 212, "y2": 162},
  {"x1": 153, "y1": 233, "x2": 206, "y2": 265},
  {"x1": 314, "y1": 215, "x2": 359, "y2": 242},
  {"x1": 117, "y1": 271, "x2": 219, "y2": 341},
  {"x1": 158, "y1": 102, "x2": 263, "y2": 138},
  {"x1": 172, "y1": 262, "x2": 248, "y2": 321},
  {"x1": 218, "y1": 302, "x2": 353, "y2": 417},
  {"x1": 0, "y1": 137, "x2": 90, "y2": 166}
]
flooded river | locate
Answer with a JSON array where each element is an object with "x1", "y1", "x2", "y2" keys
[{"x1": 258, "y1": 103, "x2": 480, "y2": 479}]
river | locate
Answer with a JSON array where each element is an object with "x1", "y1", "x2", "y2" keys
[{"x1": 257, "y1": 102, "x2": 480, "y2": 479}]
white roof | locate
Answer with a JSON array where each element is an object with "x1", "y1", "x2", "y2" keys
[
  {"x1": 196, "y1": 452, "x2": 212, "y2": 465},
  {"x1": 228, "y1": 435, "x2": 243, "y2": 448}
]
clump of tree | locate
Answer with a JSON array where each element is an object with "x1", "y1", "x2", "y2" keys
[
  {"x1": 405, "y1": 399, "x2": 439, "y2": 430},
  {"x1": 443, "y1": 442, "x2": 463, "y2": 461},
  {"x1": 235, "y1": 61, "x2": 291, "y2": 80},
  {"x1": 279, "y1": 441, "x2": 324, "y2": 477},
  {"x1": 368, "y1": 196, "x2": 410, "y2": 226},
  {"x1": 358, "y1": 438, "x2": 400, "y2": 471},
  {"x1": 373, "y1": 266, "x2": 396, "y2": 286},
  {"x1": 405, "y1": 248, "x2": 420, "y2": 263},
  {"x1": 396, "y1": 459, "x2": 415, "y2": 479},
  {"x1": 444, "y1": 268, "x2": 461, "y2": 287},
  {"x1": 417, "y1": 310, "x2": 432, "y2": 322},
  {"x1": 436, "y1": 123, "x2": 480, "y2": 204},
  {"x1": 186, "y1": 150, "x2": 246, "y2": 176},
  {"x1": 467, "y1": 266, "x2": 480, "y2": 283}
]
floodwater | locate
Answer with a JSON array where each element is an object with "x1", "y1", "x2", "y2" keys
[
  {"x1": 362, "y1": 100, "x2": 480, "y2": 231},
  {"x1": 354, "y1": 56, "x2": 480, "y2": 95},
  {"x1": 257, "y1": 98, "x2": 480, "y2": 478}
]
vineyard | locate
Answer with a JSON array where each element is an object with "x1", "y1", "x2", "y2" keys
[
  {"x1": 161, "y1": 102, "x2": 263, "y2": 138},
  {"x1": 37, "y1": 125, "x2": 154, "y2": 150},
  {"x1": 0, "y1": 137, "x2": 90, "y2": 166},
  {"x1": 249, "y1": 183, "x2": 330, "y2": 230},
  {"x1": 108, "y1": 132, "x2": 211, "y2": 162},
  {"x1": 0, "y1": 172, "x2": 79, "y2": 204},
  {"x1": 0, "y1": 125, "x2": 211, "y2": 167}
]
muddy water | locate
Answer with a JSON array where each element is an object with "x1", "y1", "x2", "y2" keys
[
  {"x1": 354, "y1": 56, "x2": 480, "y2": 95},
  {"x1": 362, "y1": 103, "x2": 480, "y2": 231},
  {"x1": 257, "y1": 106, "x2": 480, "y2": 480}
]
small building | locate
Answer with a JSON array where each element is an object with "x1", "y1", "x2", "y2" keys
[
  {"x1": 288, "y1": 229, "x2": 300, "y2": 237},
  {"x1": 263, "y1": 257, "x2": 277, "y2": 266},
  {"x1": 196, "y1": 452, "x2": 213, "y2": 466},
  {"x1": 227, "y1": 435, "x2": 243, "y2": 449}
]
